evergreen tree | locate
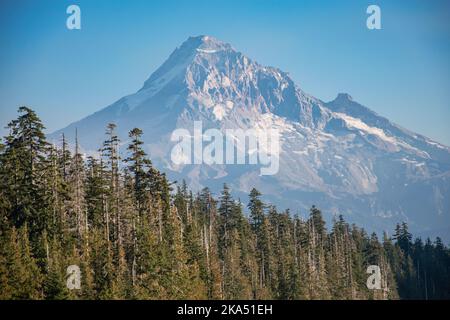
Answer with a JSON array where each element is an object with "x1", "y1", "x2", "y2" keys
[
  {"x1": 1, "y1": 107, "x2": 51, "y2": 239},
  {"x1": 0, "y1": 107, "x2": 448, "y2": 300}
]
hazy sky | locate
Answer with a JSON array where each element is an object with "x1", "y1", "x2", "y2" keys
[{"x1": 1, "y1": 0, "x2": 449, "y2": 145}]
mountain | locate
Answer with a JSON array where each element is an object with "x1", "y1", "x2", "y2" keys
[{"x1": 50, "y1": 35, "x2": 450, "y2": 240}]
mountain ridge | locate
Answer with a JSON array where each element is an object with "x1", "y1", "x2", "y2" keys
[{"x1": 50, "y1": 35, "x2": 450, "y2": 240}]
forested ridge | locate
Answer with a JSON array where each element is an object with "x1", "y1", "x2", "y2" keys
[{"x1": 0, "y1": 107, "x2": 449, "y2": 300}]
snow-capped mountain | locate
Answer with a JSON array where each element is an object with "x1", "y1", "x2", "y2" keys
[{"x1": 50, "y1": 35, "x2": 450, "y2": 239}]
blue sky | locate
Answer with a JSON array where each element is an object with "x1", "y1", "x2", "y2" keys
[{"x1": 1, "y1": 0, "x2": 449, "y2": 145}]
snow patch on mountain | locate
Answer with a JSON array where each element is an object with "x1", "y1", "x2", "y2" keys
[
  {"x1": 50, "y1": 35, "x2": 450, "y2": 241},
  {"x1": 335, "y1": 112, "x2": 398, "y2": 145}
]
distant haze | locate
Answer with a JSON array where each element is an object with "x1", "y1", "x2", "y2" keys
[
  {"x1": 49, "y1": 35, "x2": 450, "y2": 241},
  {"x1": 0, "y1": 0, "x2": 450, "y2": 146}
]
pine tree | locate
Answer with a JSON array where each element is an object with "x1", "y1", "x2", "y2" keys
[
  {"x1": 12, "y1": 225, "x2": 44, "y2": 299},
  {"x1": 1, "y1": 107, "x2": 51, "y2": 239},
  {"x1": 248, "y1": 188, "x2": 271, "y2": 298},
  {"x1": 196, "y1": 187, "x2": 223, "y2": 299},
  {"x1": 1, "y1": 107, "x2": 449, "y2": 300},
  {"x1": 43, "y1": 236, "x2": 70, "y2": 300}
]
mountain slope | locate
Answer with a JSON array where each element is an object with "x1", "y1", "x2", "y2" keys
[{"x1": 50, "y1": 35, "x2": 450, "y2": 240}]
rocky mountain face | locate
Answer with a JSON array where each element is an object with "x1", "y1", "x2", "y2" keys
[{"x1": 50, "y1": 35, "x2": 450, "y2": 240}]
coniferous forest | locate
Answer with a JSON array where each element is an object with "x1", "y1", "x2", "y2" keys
[{"x1": 0, "y1": 107, "x2": 449, "y2": 300}]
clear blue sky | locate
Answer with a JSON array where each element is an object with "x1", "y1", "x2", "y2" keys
[{"x1": 1, "y1": 0, "x2": 449, "y2": 145}]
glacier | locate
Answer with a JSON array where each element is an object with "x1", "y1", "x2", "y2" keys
[{"x1": 50, "y1": 35, "x2": 450, "y2": 241}]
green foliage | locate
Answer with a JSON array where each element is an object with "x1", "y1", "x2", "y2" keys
[{"x1": 0, "y1": 107, "x2": 449, "y2": 300}]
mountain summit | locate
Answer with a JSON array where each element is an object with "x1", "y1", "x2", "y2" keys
[
  {"x1": 140, "y1": 35, "x2": 235, "y2": 90},
  {"x1": 51, "y1": 36, "x2": 450, "y2": 239}
]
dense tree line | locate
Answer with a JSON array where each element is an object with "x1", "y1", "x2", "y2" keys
[{"x1": 0, "y1": 107, "x2": 449, "y2": 300}]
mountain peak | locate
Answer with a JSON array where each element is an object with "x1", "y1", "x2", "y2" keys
[
  {"x1": 180, "y1": 35, "x2": 234, "y2": 53},
  {"x1": 334, "y1": 93, "x2": 353, "y2": 102},
  {"x1": 52, "y1": 36, "x2": 450, "y2": 241},
  {"x1": 140, "y1": 35, "x2": 236, "y2": 91}
]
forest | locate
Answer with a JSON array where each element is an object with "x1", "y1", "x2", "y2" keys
[{"x1": 0, "y1": 107, "x2": 449, "y2": 300}]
